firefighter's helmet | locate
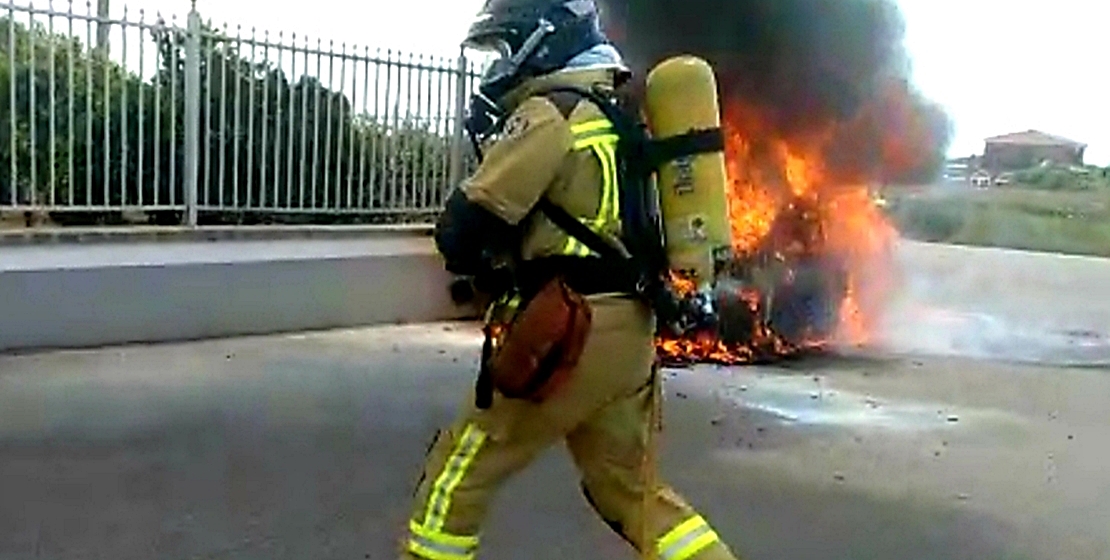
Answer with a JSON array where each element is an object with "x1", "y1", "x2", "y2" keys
[
  {"x1": 463, "y1": 0, "x2": 607, "y2": 74},
  {"x1": 462, "y1": 0, "x2": 611, "y2": 140}
]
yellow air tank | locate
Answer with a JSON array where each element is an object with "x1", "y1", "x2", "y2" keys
[{"x1": 644, "y1": 55, "x2": 732, "y2": 290}]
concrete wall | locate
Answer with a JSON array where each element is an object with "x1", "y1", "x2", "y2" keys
[
  {"x1": 0, "y1": 229, "x2": 475, "y2": 353},
  {"x1": 6, "y1": 230, "x2": 1109, "y2": 356}
]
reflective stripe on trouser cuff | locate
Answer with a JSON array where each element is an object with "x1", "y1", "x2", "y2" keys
[
  {"x1": 657, "y1": 515, "x2": 722, "y2": 560},
  {"x1": 406, "y1": 521, "x2": 479, "y2": 560},
  {"x1": 420, "y1": 423, "x2": 488, "y2": 531}
]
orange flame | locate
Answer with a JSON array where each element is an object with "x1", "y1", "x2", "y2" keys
[{"x1": 656, "y1": 99, "x2": 899, "y2": 366}]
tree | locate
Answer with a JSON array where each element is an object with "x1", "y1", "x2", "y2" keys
[{"x1": 1, "y1": 15, "x2": 456, "y2": 226}]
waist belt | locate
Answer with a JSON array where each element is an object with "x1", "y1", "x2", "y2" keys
[{"x1": 518, "y1": 256, "x2": 637, "y2": 298}]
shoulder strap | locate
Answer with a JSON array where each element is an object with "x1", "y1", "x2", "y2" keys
[
  {"x1": 534, "y1": 85, "x2": 643, "y2": 265},
  {"x1": 540, "y1": 85, "x2": 644, "y2": 143},
  {"x1": 535, "y1": 84, "x2": 665, "y2": 270},
  {"x1": 538, "y1": 86, "x2": 724, "y2": 164},
  {"x1": 527, "y1": 87, "x2": 698, "y2": 330},
  {"x1": 534, "y1": 198, "x2": 629, "y2": 263}
]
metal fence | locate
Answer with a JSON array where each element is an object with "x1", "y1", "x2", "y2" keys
[{"x1": 0, "y1": 0, "x2": 482, "y2": 226}]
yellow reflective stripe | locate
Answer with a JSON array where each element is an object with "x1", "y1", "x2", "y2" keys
[
  {"x1": 658, "y1": 516, "x2": 707, "y2": 551},
  {"x1": 571, "y1": 118, "x2": 616, "y2": 150},
  {"x1": 407, "y1": 521, "x2": 478, "y2": 560},
  {"x1": 421, "y1": 423, "x2": 488, "y2": 532},
  {"x1": 406, "y1": 539, "x2": 474, "y2": 560},
  {"x1": 409, "y1": 520, "x2": 479, "y2": 549},
  {"x1": 570, "y1": 118, "x2": 611, "y2": 136},
  {"x1": 590, "y1": 144, "x2": 615, "y2": 232},
  {"x1": 595, "y1": 142, "x2": 621, "y2": 226},
  {"x1": 508, "y1": 295, "x2": 522, "y2": 311},
  {"x1": 562, "y1": 235, "x2": 591, "y2": 257},
  {"x1": 657, "y1": 515, "x2": 721, "y2": 560},
  {"x1": 573, "y1": 133, "x2": 619, "y2": 151},
  {"x1": 483, "y1": 293, "x2": 520, "y2": 324},
  {"x1": 557, "y1": 135, "x2": 620, "y2": 258},
  {"x1": 558, "y1": 117, "x2": 621, "y2": 258}
]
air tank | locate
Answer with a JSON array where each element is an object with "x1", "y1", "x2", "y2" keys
[{"x1": 643, "y1": 55, "x2": 733, "y2": 289}]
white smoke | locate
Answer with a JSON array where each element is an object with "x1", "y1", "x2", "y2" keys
[{"x1": 867, "y1": 241, "x2": 1110, "y2": 367}]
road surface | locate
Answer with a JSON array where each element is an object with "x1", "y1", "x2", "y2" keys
[
  {"x1": 2, "y1": 320, "x2": 1108, "y2": 560},
  {"x1": 4, "y1": 240, "x2": 1110, "y2": 559}
]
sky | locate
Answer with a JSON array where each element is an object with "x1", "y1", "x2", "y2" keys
[
  {"x1": 897, "y1": 0, "x2": 1109, "y2": 164},
  {"x1": 25, "y1": 0, "x2": 1110, "y2": 165}
]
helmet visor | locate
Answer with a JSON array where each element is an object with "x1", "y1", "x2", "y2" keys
[
  {"x1": 461, "y1": 45, "x2": 507, "y2": 84},
  {"x1": 462, "y1": 17, "x2": 514, "y2": 81}
]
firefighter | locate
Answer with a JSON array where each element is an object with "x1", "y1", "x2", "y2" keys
[{"x1": 398, "y1": 1, "x2": 740, "y2": 559}]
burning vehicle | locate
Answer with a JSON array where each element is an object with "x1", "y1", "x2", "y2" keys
[{"x1": 599, "y1": 0, "x2": 952, "y2": 366}]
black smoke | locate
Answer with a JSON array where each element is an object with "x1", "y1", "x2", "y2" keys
[{"x1": 597, "y1": 0, "x2": 953, "y2": 184}]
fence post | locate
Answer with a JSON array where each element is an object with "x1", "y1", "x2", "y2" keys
[
  {"x1": 447, "y1": 48, "x2": 468, "y2": 195},
  {"x1": 183, "y1": 3, "x2": 201, "y2": 226},
  {"x1": 96, "y1": 0, "x2": 111, "y2": 55}
]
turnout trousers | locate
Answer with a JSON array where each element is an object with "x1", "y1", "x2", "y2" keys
[{"x1": 398, "y1": 296, "x2": 739, "y2": 560}]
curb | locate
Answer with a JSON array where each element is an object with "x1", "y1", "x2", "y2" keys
[{"x1": 0, "y1": 224, "x2": 435, "y2": 246}]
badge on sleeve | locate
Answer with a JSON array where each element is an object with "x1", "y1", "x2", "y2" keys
[{"x1": 501, "y1": 112, "x2": 531, "y2": 140}]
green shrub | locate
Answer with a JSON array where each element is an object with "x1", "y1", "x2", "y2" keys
[
  {"x1": 1010, "y1": 164, "x2": 1110, "y2": 192},
  {"x1": 951, "y1": 206, "x2": 1110, "y2": 257},
  {"x1": 886, "y1": 197, "x2": 967, "y2": 242},
  {"x1": 888, "y1": 189, "x2": 1110, "y2": 257}
]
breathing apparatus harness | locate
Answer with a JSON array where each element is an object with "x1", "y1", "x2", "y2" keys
[
  {"x1": 459, "y1": 3, "x2": 727, "y2": 425},
  {"x1": 465, "y1": 78, "x2": 725, "y2": 336}
]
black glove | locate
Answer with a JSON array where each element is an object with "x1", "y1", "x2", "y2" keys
[
  {"x1": 434, "y1": 189, "x2": 516, "y2": 276},
  {"x1": 449, "y1": 276, "x2": 477, "y2": 305},
  {"x1": 472, "y1": 263, "x2": 514, "y2": 296}
]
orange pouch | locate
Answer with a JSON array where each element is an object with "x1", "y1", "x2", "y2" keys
[{"x1": 487, "y1": 278, "x2": 592, "y2": 402}]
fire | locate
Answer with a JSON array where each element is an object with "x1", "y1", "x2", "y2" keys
[{"x1": 657, "y1": 100, "x2": 899, "y2": 366}]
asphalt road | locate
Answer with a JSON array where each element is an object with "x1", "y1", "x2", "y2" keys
[
  {"x1": 4, "y1": 240, "x2": 1110, "y2": 560},
  {"x1": 2, "y1": 321, "x2": 1108, "y2": 560}
]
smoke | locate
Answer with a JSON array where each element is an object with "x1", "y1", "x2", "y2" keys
[
  {"x1": 877, "y1": 277, "x2": 1110, "y2": 368},
  {"x1": 598, "y1": 0, "x2": 953, "y2": 184}
]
